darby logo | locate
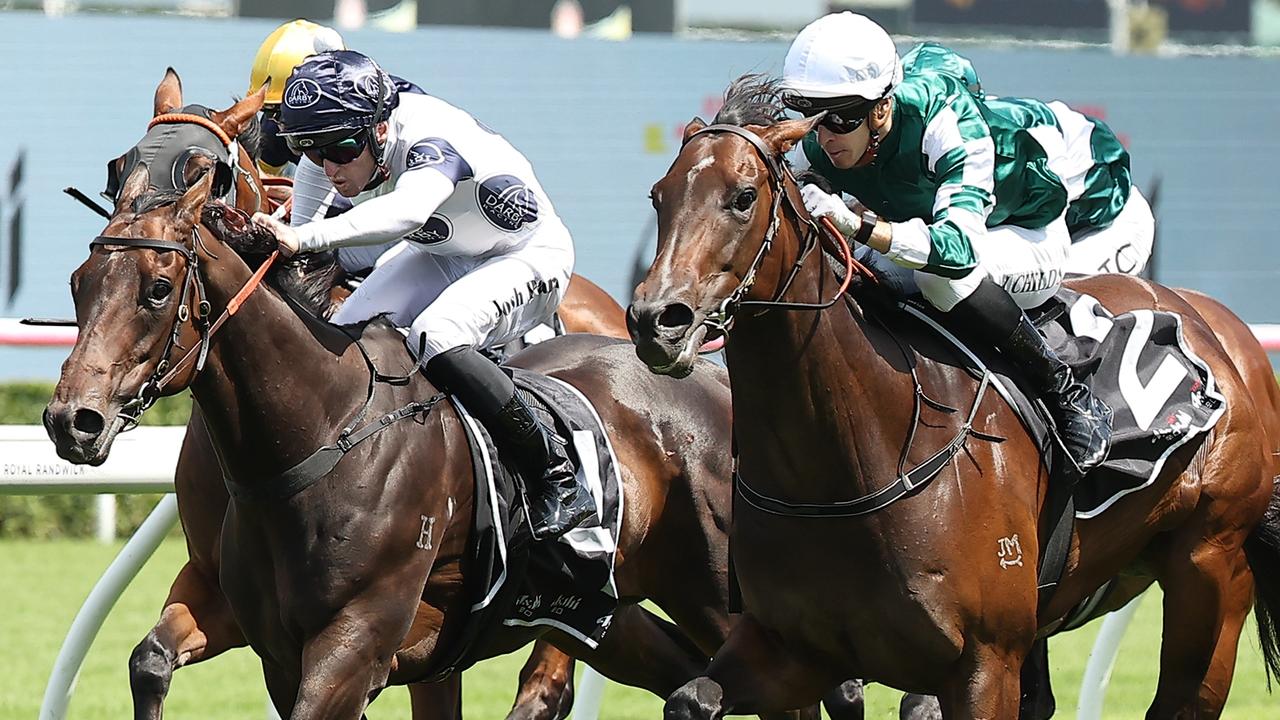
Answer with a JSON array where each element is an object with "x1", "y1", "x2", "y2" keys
[
  {"x1": 477, "y1": 174, "x2": 539, "y2": 232},
  {"x1": 405, "y1": 215, "x2": 452, "y2": 245},
  {"x1": 284, "y1": 78, "x2": 322, "y2": 109},
  {"x1": 358, "y1": 72, "x2": 383, "y2": 101},
  {"x1": 406, "y1": 140, "x2": 447, "y2": 169},
  {"x1": 406, "y1": 138, "x2": 472, "y2": 183}
]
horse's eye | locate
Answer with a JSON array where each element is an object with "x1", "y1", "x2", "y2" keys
[
  {"x1": 148, "y1": 279, "x2": 173, "y2": 303},
  {"x1": 733, "y1": 188, "x2": 757, "y2": 213}
]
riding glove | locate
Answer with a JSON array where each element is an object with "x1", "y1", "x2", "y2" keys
[{"x1": 801, "y1": 184, "x2": 860, "y2": 239}]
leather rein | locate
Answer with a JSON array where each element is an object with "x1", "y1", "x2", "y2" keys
[{"x1": 681, "y1": 123, "x2": 867, "y2": 336}]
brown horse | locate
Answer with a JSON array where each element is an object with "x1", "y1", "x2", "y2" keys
[
  {"x1": 628, "y1": 77, "x2": 1280, "y2": 718},
  {"x1": 904, "y1": 286, "x2": 1280, "y2": 719},
  {"x1": 47, "y1": 78, "x2": 824, "y2": 720},
  {"x1": 112, "y1": 71, "x2": 628, "y2": 720},
  {"x1": 1178, "y1": 289, "x2": 1280, "y2": 452}
]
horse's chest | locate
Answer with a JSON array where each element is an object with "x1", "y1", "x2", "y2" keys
[{"x1": 729, "y1": 509, "x2": 968, "y2": 675}]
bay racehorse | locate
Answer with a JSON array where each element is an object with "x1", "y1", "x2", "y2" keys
[
  {"x1": 47, "y1": 75, "x2": 826, "y2": 720},
  {"x1": 628, "y1": 76, "x2": 1280, "y2": 718},
  {"x1": 102, "y1": 70, "x2": 627, "y2": 720},
  {"x1": 903, "y1": 284, "x2": 1280, "y2": 719}
]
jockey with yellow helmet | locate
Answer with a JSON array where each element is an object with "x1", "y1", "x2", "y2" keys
[
  {"x1": 784, "y1": 12, "x2": 1141, "y2": 476},
  {"x1": 248, "y1": 20, "x2": 348, "y2": 175}
]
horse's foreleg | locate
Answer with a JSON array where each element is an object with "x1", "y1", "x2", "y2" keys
[
  {"x1": 507, "y1": 640, "x2": 575, "y2": 720},
  {"x1": 291, "y1": 595, "x2": 423, "y2": 720},
  {"x1": 662, "y1": 612, "x2": 832, "y2": 720},
  {"x1": 822, "y1": 680, "x2": 866, "y2": 720},
  {"x1": 263, "y1": 659, "x2": 300, "y2": 718},
  {"x1": 1148, "y1": 537, "x2": 1254, "y2": 718},
  {"x1": 936, "y1": 645, "x2": 1023, "y2": 720},
  {"x1": 410, "y1": 677, "x2": 463, "y2": 720},
  {"x1": 130, "y1": 560, "x2": 246, "y2": 720}
]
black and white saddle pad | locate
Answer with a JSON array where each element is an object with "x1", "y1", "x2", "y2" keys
[
  {"x1": 428, "y1": 368, "x2": 623, "y2": 677},
  {"x1": 904, "y1": 288, "x2": 1227, "y2": 518}
]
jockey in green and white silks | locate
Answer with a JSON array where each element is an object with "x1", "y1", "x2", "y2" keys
[
  {"x1": 899, "y1": 41, "x2": 1153, "y2": 276},
  {"x1": 781, "y1": 12, "x2": 1117, "y2": 476}
]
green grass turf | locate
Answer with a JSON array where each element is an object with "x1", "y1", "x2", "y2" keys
[{"x1": 1, "y1": 536, "x2": 1274, "y2": 718}]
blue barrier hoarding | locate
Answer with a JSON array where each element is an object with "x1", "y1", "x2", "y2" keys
[{"x1": 0, "y1": 12, "x2": 1277, "y2": 379}]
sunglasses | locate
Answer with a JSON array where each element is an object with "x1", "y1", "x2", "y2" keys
[
  {"x1": 782, "y1": 94, "x2": 876, "y2": 135},
  {"x1": 286, "y1": 132, "x2": 368, "y2": 165}
]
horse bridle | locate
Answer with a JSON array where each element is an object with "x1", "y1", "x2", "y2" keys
[
  {"x1": 89, "y1": 228, "x2": 277, "y2": 432},
  {"x1": 681, "y1": 123, "x2": 857, "y2": 336},
  {"x1": 684, "y1": 124, "x2": 989, "y2": 520},
  {"x1": 88, "y1": 114, "x2": 274, "y2": 431},
  {"x1": 146, "y1": 111, "x2": 264, "y2": 212}
]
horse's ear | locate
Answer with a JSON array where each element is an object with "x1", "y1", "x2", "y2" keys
[
  {"x1": 154, "y1": 67, "x2": 183, "y2": 117},
  {"x1": 756, "y1": 114, "x2": 823, "y2": 156},
  {"x1": 210, "y1": 85, "x2": 267, "y2": 140},
  {"x1": 114, "y1": 162, "x2": 150, "y2": 213},
  {"x1": 175, "y1": 170, "x2": 214, "y2": 226},
  {"x1": 682, "y1": 117, "x2": 708, "y2": 144}
]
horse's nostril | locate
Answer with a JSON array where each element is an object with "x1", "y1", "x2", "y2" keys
[
  {"x1": 72, "y1": 408, "x2": 105, "y2": 435},
  {"x1": 657, "y1": 303, "x2": 694, "y2": 330}
]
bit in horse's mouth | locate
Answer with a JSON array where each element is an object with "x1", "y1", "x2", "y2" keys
[
  {"x1": 651, "y1": 323, "x2": 709, "y2": 377},
  {"x1": 699, "y1": 326, "x2": 725, "y2": 354}
]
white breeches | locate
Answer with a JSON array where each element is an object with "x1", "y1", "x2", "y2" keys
[
  {"x1": 868, "y1": 213, "x2": 1071, "y2": 312},
  {"x1": 329, "y1": 221, "x2": 573, "y2": 360},
  {"x1": 1064, "y1": 186, "x2": 1154, "y2": 276}
]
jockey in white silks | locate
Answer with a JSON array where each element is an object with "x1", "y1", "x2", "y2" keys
[{"x1": 251, "y1": 50, "x2": 595, "y2": 539}]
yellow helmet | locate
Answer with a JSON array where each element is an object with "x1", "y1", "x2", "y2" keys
[{"x1": 248, "y1": 20, "x2": 346, "y2": 107}]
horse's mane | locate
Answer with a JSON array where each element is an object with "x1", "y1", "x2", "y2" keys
[
  {"x1": 713, "y1": 74, "x2": 788, "y2": 128},
  {"x1": 197, "y1": 201, "x2": 341, "y2": 319},
  {"x1": 267, "y1": 252, "x2": 342, "y2": 318},
  {"x1": 221, "y1": 241, "x2": 341, "y2": 320}
]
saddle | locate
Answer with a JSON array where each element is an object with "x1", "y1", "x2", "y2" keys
[
  {"x1": 902, "y1": 287, "x2": 1226, "y2": 517},
  {"x1": 889, "y1": 284, "x2": 1226, "y2": 634},
  {"x1": 418, "y1": 368, "x2": 624, "y2": 681}
]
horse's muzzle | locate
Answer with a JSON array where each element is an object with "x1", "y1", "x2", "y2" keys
[
  {"x1": 627, "y1": 299, "x2": 705, "y2": 378},
  {"x1": 44, "y1": 400, "x2": 113, "y2": 465}
]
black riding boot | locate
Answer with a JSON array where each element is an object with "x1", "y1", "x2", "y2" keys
[
  {"x1": 950, "y1": 278, "x2": 1113, "y2": 476},
  {"x1": 425, "y1": 345, "x2": 597, "y2": 540}
]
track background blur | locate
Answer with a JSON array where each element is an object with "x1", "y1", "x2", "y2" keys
[{"x1": 0, "y1": 10, "x2": 1278, "y2": 380}]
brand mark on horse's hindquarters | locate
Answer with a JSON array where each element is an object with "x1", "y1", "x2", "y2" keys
[
  {"x1": 416, "y1": 515, "x2": 436, "y2": 551},
  {"x1": 997, "y1": 534, "x2": 1023, "y2": 569}
]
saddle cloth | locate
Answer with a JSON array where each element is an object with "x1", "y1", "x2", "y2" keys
[
  {"x1": 422, "y1": 368, "x2": 624, "y2": 679},
  {"x1": 904, "y1": 287, "x2": 1227, "y2": 518}
]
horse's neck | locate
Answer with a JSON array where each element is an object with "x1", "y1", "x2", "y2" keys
[
  {"x1": 190, "y1": 245, "x2": 363, "y2": 481},
  {"x1": 725, "y1": 228, "x2": 915, "y2": 501}
]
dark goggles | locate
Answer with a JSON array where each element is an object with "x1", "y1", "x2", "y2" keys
[
  {"x1": 285, "y1": 130, "x2": 369, "y2": 165},
  {"x1": 781, "y1": 93, "x2": 879, "y2": 135}
]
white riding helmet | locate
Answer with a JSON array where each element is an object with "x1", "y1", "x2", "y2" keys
[{"x1": 781, "y1": 12, "x2": 903, "y2": 102}]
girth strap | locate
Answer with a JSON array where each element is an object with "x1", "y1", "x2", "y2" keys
[
  {"x1": 735, "y1": 372, "x2": 992, "y2": 518},
  {"x1": 225, "y1": 394, "x2": 446, "y2": 503}
]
